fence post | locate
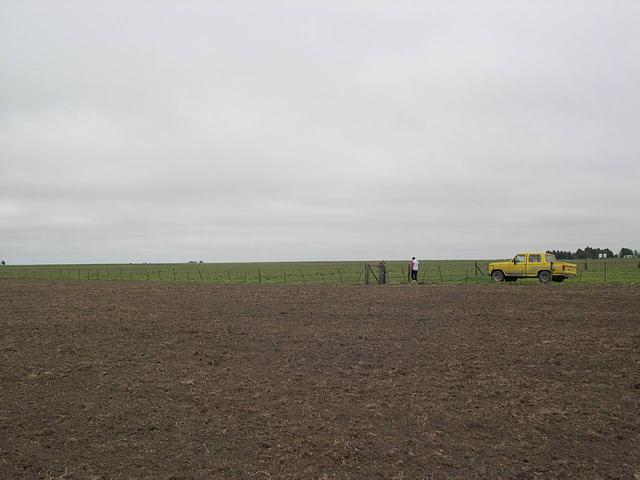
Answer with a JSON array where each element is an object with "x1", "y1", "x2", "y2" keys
[
  {"x1": 258, "y1": 269, "x2": 262, "y2": 283},
  {"x1": 364, "y1": 263, "x2": 369, "y2": 285},
  {"x1": 283, "y1": 272, "x2": 286, "y2": 284},
  {"x1": 604, "y1": 261, "x2": 607, "y2": 283},
  {"x1": 337, "y1": 268, "x2": 344, "y2": 285},
  {"x1": 438, "y1": 265, "x2": 443, "y2": 284}
]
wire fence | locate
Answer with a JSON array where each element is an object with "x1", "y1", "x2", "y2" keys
[{"x1": 1, "y1": 259, "x2": 639, "y2": 285}]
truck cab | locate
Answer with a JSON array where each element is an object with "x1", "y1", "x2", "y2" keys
[{"x1": 489, "y1": 252, "x2": 577, "y2": 283}]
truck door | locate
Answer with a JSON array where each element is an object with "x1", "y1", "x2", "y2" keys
[
  {"x1": 511, "y1": 253, "x2": 526, "y2": 277},
  {"x1": 526, "y1": 253, "x2": 543, "y2": 276}
]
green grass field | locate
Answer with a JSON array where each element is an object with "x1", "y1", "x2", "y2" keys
[{"x1": 1, "y1": 258, "x2": 639, "y2": 285}]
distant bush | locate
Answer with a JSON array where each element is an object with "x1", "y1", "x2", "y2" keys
[{"x1": 547, "y1": 247, "x2": 619, "y2": 259}]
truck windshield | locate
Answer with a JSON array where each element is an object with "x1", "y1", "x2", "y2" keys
[{"x1": 546, "y1": 254, "x2": 556, "y2": 262}]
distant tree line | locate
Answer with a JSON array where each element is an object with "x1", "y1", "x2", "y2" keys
[{"x1": 547, "y1": 247, "x2": 638, "y2": 259}]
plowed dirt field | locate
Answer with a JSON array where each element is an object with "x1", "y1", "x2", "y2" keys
[{"x1": 1, "y1": 281, "x2": 639, "y2": 479}]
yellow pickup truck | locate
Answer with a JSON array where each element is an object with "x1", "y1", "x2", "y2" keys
[{"x1": 489, "y1": 252, "x2": 577, "y2": 283}]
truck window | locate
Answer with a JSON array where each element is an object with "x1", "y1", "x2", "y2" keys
[
  {"x1": 545, "y1": 254, "x2": 556, "y2": 262},
  {"x1": 514, "y1": 254, "x2": 526, "y2": 263},
  {"x1": 528, "y1": 254, "x2": 542, "y2": 263}
]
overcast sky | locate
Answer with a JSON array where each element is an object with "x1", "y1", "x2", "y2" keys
[{"x1": 1, "y1": 1, "x2": 638, "y2": 264}]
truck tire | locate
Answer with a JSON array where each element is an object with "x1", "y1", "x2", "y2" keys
[
  {"x1": 491, "y1": 270, "x2": 505, "y2": 282},
  {"x1": 538, "y1": 270, "x2": 551, "y2": 284}
]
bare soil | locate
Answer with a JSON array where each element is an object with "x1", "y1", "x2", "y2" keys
[{"x1": 1, "y1": 281, "x2": 639, "y2": 479}]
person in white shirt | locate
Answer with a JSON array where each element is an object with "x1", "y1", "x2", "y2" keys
[{"x1": 410, "y1": 257, "x2": 419, "y2": 282}]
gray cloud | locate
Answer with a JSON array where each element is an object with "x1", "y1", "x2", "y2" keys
[{"x1": 1, "y1": 0, "x2": 639, "y2": 263}]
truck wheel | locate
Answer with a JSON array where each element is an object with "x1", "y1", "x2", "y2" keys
[
  {"x1": 552, "y1": 276, "x2": 565, "y2": 283},
  {"x1": 491, "y1": 270, "x2": 505, "y2": 282},
  {"x1": 538, "y1": 271, "x2": 551, "y2": 284}
]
